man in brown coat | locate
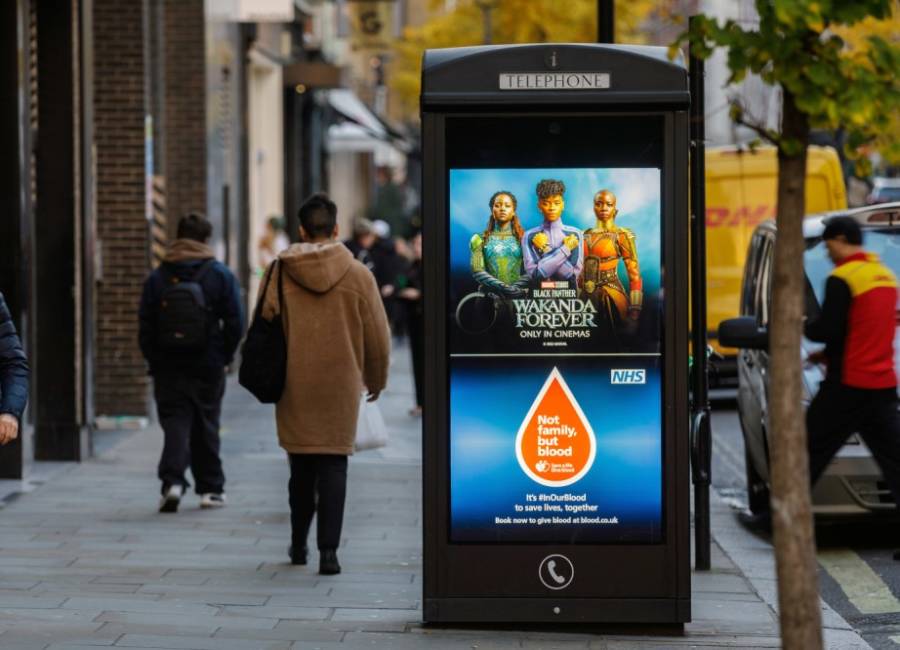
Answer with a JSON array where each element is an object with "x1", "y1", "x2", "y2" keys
[{"x1": 260, "y1": 193, "x2": 391, "y2": 575}]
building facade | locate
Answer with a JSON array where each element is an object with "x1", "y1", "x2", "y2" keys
[{"x1": 0, "y1": 0, "x2": 413, "y2": 478}]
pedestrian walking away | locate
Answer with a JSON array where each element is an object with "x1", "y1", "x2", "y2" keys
[
  {"x1": 138, "y1": 213, "x2": 245, "y2": 513},
  {"x1": 256, "y1": 193, "x2": 391, "y2": 576},
  {"x1": 0, "y1": 292, "x2": 29, "y2": 446},
  {"x1": 804, "y1": 216, "x2": 900, "y2": 556}
]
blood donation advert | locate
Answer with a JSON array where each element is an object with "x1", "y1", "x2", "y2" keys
[{"x1": 448, "y1": 168, "x2": 663, "y2": 544}]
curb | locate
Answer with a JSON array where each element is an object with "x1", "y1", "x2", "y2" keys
[{"x1": 710, "y1": 489, "x2": 873, "y2": 650}]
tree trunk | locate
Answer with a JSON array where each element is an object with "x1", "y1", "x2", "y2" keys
[{"x1": 769, "y1": 89, "x2": 822, "y2": 649}]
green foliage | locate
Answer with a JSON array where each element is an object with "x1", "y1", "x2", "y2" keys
[{"x1": 674, "y1": 1, "x2": 900, "y2": 169}]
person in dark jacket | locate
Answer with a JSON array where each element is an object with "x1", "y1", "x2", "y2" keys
[
  {"x1": 805, "y1": 217, "x2": 900, "y2": 550},
  {"x1": 0, "y1": 293, "x2": 29, "y2": 445},
  {"x1": 368, "y1": 220, "x2": 409, "y2": 336},
  {"x1": 343, "y1": 218, "x2": 377, "y2": 273},
  {"x1": 139, "y1": 213, "x2": 244, "y2": 513},
  {"x1": 398, "y1": 232, "x2": 423, "y2": 416}
]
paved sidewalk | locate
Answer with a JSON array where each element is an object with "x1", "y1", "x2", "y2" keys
[{"x1": 0, "y1": 345, "x2": 870, "y2": 649}]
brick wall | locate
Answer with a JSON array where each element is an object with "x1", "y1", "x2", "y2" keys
[
  {"x1": 93, "y1": 0, "x2": 150, "y2": 416},
  {"x1": 163, "y1": 0, "x2": 207, "y2": 230}
]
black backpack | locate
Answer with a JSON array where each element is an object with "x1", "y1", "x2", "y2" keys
[{"x1": 157, "y1": 260, "x2": 216, "y2": 352}]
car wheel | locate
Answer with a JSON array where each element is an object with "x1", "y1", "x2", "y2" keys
[{"x1": 745, "y1": 446, "x2": 770, "y2": 515}]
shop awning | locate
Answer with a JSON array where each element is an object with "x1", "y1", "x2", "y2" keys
[
  {"x1": 327, "y1": 89, "x2": 387, "y2": 139},
  {"x1": 326, "y1": 122, "x2": 406, "y2": 167}
]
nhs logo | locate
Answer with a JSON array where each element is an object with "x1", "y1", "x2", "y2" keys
[{"x1": 610, "y1": 369, "x2": 646, "y2": 385}]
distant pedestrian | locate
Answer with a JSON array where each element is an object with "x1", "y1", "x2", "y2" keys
[
  {"x1": 370, "y1": 220, "x2": 399, "y2": 298},
  {"x1": 257, "y1": 215, "x2": 291, "y2": 275},
  {"x1": 139, "y1": 213, "x2": 244, "y2": 513},
  {"x1": 804, "y1": 217, "x2": 900, "y2": 548},
  {"x1": 398, "y1": 232, "x2": 423, "y2": 416},
  {"x1": 0, "y1": 293, "x2": 29, "y2": 445},
  {"x1": 368, "y1": 166, "x2": 410, "y2": 239},
  {"x1": 369, "y1": 220, "x2": 407, "y2": 336},
  {"x1": 343, "y1": 218, "x2": 377, "y2": 273},
  {"x1": 257, "y1": 193, "x2": 390, "y2": 575}
]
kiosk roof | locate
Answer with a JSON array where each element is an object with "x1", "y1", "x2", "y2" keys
[{"x1": 422, "y1": 43, "x2": 689, "y2": 110}]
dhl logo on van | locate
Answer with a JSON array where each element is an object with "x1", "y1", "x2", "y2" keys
[{"x1": 706, "y1": 205, "x2": 774, "y2": 228}]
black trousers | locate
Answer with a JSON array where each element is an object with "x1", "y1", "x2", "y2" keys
[
  {"x1": 154, "y1": 371, "x2": 226, "y2": 495},
  {"x1": 288, "y1": 454, "x2": 348, "y2": 551},
  {"x1": 408, "y1": 311, "x2": 424, "y2": 408},
  {"x1": 807, "y1": 382, "x2": 900, "y2": 506}
]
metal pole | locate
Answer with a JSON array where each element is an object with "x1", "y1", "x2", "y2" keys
[
  {"x1": 475, "y1": 0, "x2": 495, "y2": 45},
  {"x1": 688, "y1": 15, "x2": 711, "y2": 571},
  {"x1": 598, "y1": 0, "x2": 614, "y2": 44}
]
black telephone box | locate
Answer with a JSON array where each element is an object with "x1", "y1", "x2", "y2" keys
[{"x1": 421, "y1": 44, "x2": 691, "y2": 624}]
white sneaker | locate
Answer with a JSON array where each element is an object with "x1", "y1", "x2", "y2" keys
[
  {"x1": 159, "y1": 484, "x2": 183, "y2": 513},
  {"x1": 200, "y1": 493, "x2": 226, "y2": 509}
]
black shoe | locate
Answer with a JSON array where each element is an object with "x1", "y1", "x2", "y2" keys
[
  {"x1": 288, "y1": 545, "x2": 308, "y2": 566},
  {"x1": 319, "y1": 549, "x2": 341, "y2": 575},
  {"x1": 892, "y1": 549, "x2": 900, "y2": 561},
  {"x1": 737, "y1": 509, "x2": 772, "y2": 534},
  {"x1": 159, "y1": 484, "x2": 183, "y2": 513}
]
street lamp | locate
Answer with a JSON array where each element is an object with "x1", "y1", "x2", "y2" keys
[{"x1": 474, "y1": 0, "x2": 499, "y2": 45}]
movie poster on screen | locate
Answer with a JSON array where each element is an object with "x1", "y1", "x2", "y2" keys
[{"x1": 448, "y1": 168, "x2": 663, "y2": 544}]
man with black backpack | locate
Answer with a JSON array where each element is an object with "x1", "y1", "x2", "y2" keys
[{"x1": 139, "y1": 213, "x2": 244, "y2": 513}]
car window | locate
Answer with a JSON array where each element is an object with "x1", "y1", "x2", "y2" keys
[
  {"x1": 874, "y1": 187, "x2": 900, "y2": 202},
  {"x1": 756, "y1": 237, "x2": 774, "y2": 327},
  {"x1": 804, "y1": 228, "x2": 900, "y2": 307},
  {"x1": 742, "y1": 233, "x2": 764, "y2": 316},
  {"x1": 803, "y1": 274, "x2": 821, "y2": 320}
]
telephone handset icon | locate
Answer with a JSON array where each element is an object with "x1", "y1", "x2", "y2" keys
[
  {"x1": 539, "y1": 554, "x2": 574, "y2": 590},
  {"x1": 547, "y1": 560, "x2": 566, "y2": 585}
]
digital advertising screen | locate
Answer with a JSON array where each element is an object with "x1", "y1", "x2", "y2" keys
[{"x1": 448, "y1": 167, "x2": 664, "y2": 544}]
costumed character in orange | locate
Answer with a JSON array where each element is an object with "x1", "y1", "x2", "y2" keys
[{"x1": 579, "y1": 189, "x2": 642, "y2": 334}]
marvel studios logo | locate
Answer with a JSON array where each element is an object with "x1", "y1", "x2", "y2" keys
[{"x1": 610, "y1": 369, "x2": 646, "y2": 385}]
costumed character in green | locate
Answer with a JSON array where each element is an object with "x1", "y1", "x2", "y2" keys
[{"x1": 469, "y1": 191, "x2": 529, "y2": 297}]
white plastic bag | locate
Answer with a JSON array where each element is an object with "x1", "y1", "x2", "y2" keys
[{"x1": 355, "y1": 395, "x2": 388, "y2": 451}]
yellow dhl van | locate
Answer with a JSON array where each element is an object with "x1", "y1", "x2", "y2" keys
[{"x1": 705, "y1": 145, "x2": 847, "y2": 383}]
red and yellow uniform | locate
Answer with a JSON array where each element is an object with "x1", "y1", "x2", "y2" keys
[
  {"x1": 806, "y1": 251, "x2": 898, "y2": 388},
  {"x1": 805, "y1": 247, "x2": 900, "y2": 514}
]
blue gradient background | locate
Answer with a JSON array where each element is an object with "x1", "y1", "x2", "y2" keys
[
  {"x1": 449, "y1": 168, "x2": 662, "y2": 295},
  {"x1": 450, "y1": 358, "x2": 663, "y2": 543}
]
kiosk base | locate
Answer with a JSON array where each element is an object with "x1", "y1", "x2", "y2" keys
[{"x1": 424, "y1": 598, "x2": 691, "y2": 624}]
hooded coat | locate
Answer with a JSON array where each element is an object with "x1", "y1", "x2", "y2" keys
[{"x1": 259, "y1": 241, "x2": 391, "y2": 455}]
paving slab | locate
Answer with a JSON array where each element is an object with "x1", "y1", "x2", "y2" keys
[{"x1": 116, "y1": 633, "x2": 293, "y2": 649}]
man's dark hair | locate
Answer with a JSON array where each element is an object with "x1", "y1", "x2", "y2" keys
[
  {"x1": 176, "y1": 213, "x2": 212, "y2": 242},
  {"x1": 823, "y1": 216, "x2": 863, "y2": 245},
  {"x1": 299, "y1": 193, "x2": 338, "y2": 239},
  {"x1": 536, "y1": 179, "x2": 566, "y2": 199}
]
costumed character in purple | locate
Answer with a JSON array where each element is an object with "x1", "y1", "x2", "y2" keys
[{"x1": 521, "y1": 179, "x2": 583, "y2": 284}]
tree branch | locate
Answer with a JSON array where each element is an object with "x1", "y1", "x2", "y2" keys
[{"x1": 732, "y1": 107, "x2": 782, "y2": 147}]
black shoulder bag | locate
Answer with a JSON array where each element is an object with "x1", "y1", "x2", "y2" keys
[{"x1": 239, "y1": 261, "x2": 286, "y2": 403}]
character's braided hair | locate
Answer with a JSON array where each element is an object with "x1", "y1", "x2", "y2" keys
[{"x1": 536, "y1": 179, "x2": 566, "y2": 199}]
